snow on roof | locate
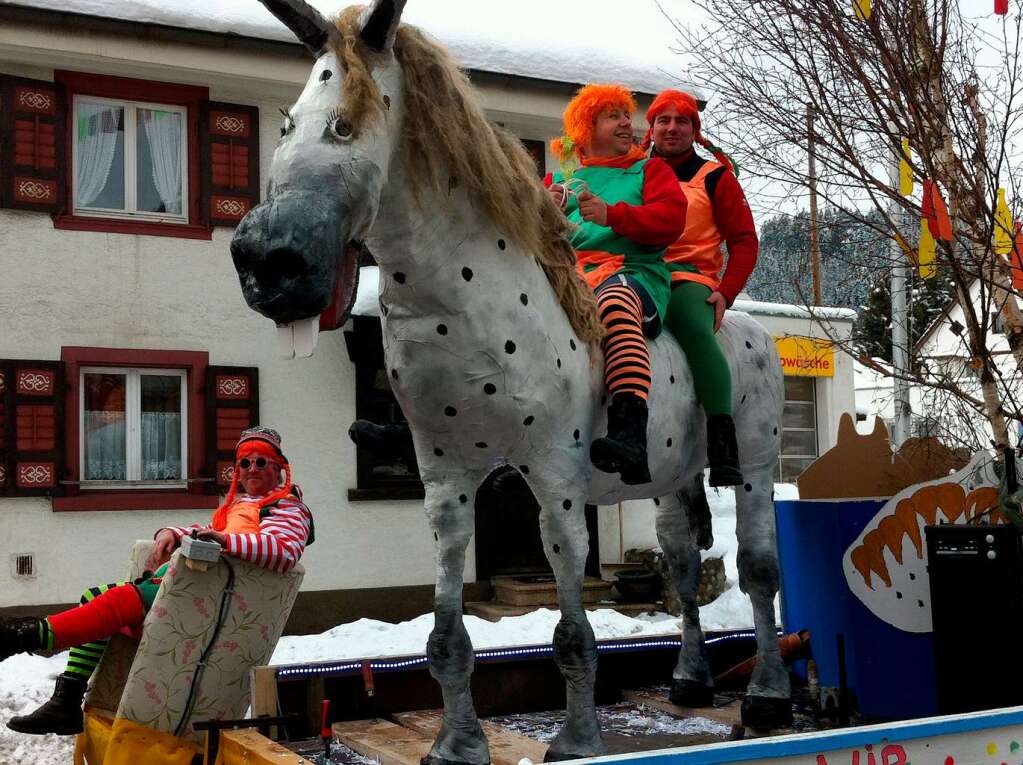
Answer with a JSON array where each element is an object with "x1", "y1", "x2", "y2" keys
[
  {"x1": 3, "y1": 0, "x2": 702, "y2": 96},
  {"x1": 731, "y1": 299, "x2": 857, "y2": 322}
]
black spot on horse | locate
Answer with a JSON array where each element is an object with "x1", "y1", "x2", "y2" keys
[
  {"x1": 896, "y1": 591, "x2": 903, "y2": 599},
  {"x1": 520, "y1": 293, "x2": 528, "y2": 306},
  {"x1": 523, "y1": 415, "x2": 535, "y2": 426},
  {"x1": 552, "y1": 544, "x2": 560, "y2": 554},
  {"x1": 505, "y1": 340, "x2": 516, "y2": 354},
  {"x1": 476, "y1": 442, "x2": 488, "y2": 449},
  {"x1": 444, "y1": 406, "x2": 457, "y2": 417},
  {"x1": 909, "y1": 573, "x2": 916, "y2": 581},
  {"x1": 461, "y1": 266, "x2": 473, "y2": 281},
  {"x1": 394, "y1": 272, "x2": 406, "y2": 284},
  {"x1": 434, "y1": 532, "x2": 438, "y2": 540},
  {"x1": 383, "y1": 94, "x2": 391, "y2": 108},
  {"x1": 459, "y1": 494, "x2": 468, "y2": 504},
  {"x1": 744, "y1": 483, "x2": 753, "y2": 492},
  {"x1": 320, "y1": 69, "x2": 333, "y2": 81},
  {"x1": 573, "y1": 429, "x2": 580, "y2": 441},
  {"x1": 653, "y1": 497, "x2": 660, "y2": 506},
  {"x1": 670, "y1": 375, "x2": 676, "y2": 384},
  {"x1": 520, "y1": 465, "x2": 530, "y2": 474},
  {"x1": 484, "y1": 383, "x2": 496, "y2": 395},
  {"x1": 437, "y1": 324, "x2": 448, "y2": 335},
  {"x1": 917, "y1": 599, "x2": 925, "y2": 608},
  {"x1": 433, "y1": 448, "x2": 444, "y2": 456},
  {"x1": 745, "y1": 341, "x2": 753, "y2": 349},
  {"x1": 562, "y1": 499, "x2": 572, "y2": 510},
  {"x1": 498, "y1": 239, "x2": 506, "y2": 250},
  {"x1": 380, "y1": 303, "x2": 389, "y2": 316},
  {"x1": 742, "y1": 395, "x2": 747, "y2": 403},
  {"x1": 666, "y1": 438, "x2": 673, "y2": 448},
  {"x1": 391, "y1": 369, "x2": 398, "y2": 380},
  {"x1": 773, "y1": 427, "x2": 778, "y2": 435},
  {"x1": 556, "y1": 358, "x2": 562, "y2": 369},
  {"x1": 570, "y1": 339, "x2": 576, "y2": 351}
]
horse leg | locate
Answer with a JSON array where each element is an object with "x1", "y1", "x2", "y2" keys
[
  {"x1": 533, "y1": 483, "x2": 604, "y2": 761},
  {"x1": 656, "y1": 476, "x2": 714, "y2": 707},
  {"x1": 734, "y1": 464, "x2": 792, "y2": 729},
  {"x1": 422, "y1": 481, "x2": 491, "y2": 765}
]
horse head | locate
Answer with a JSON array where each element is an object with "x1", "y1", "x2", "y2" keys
[{"x1": 231, "y1": 0, "x2": 407, "y2": 356}]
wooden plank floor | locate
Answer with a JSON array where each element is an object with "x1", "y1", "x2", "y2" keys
[
  {"x1": 394, "y1": 709, "x2": 548, "y2": 765},
  {"x1": 333, "y1": 719, "x2": 434, "y2": 765},
  {"x1": 623, "y1": 689, "x2": 743, "y2": 728}
]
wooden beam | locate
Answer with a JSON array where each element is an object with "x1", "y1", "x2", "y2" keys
[
  {"x1": 393, "y1": 709, "x2": 547, "y2": 765},
  {"x1": 250, "y1": 665, "x2": 280, "y2": 740},
  {"x1": 623, "y1": 689, "x2": 743, "y2": 728},
  {"x1": 215, "y1": 729, "x2": 315, "y2": 765},
  {"x1": 333, "y1": 719, "x2": 433, "y2": 765}
]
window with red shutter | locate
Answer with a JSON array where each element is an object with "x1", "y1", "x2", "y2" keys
[
  {"x1": 201, "y1": 102, "x2": 260, "y2": 227},
  {"x1": 0, "y1": 360, "x2": 65, "y2": 497},
  {"x1": 204, "y1": 366, "x2": 259, "y2": 493},
  {"x1": 0, "y1": 76, "x2": 66, "y2": 213}
]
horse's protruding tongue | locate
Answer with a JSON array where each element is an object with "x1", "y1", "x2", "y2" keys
[{"x1": 319, "y1": 241, "x2": 363, "y2": 332}]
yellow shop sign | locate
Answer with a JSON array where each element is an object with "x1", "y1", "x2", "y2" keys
[{"x1": 774, "y1": 336, "x2": 835, "y2": 377}]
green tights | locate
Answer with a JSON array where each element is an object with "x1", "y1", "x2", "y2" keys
[{"x1": 664, "y1": 281, "x2": 733, "y2": 417}]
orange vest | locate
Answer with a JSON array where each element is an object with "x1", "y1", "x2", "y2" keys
[
  {"x1": 218, "y1": 500, "x2": 263, "y2": 534},
  {"x1": 664, "y1": 161, "x2": 724, "y2": 289}
]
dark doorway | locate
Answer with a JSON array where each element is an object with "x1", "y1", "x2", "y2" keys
[{"x1": 474, "y1": 469, "x2": 600, "y2": 581}]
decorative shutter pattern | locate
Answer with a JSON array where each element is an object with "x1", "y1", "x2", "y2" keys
[
  {"x1": 0, "y1": 360, "x2": 65, "y2": 497},
  {"x1": 200, "y1": 102, "x2": 259, "y2": 227},
  {"x1": 0, "y1": 76, "x2": 66, "y2": 213},
  {"x1": 204, "y1": 366, "x2": 258, "y2": 493}
]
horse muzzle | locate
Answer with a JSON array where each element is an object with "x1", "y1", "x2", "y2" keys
[{"x1": 231, "y1": 191, "x2": 362, "y2": 357}]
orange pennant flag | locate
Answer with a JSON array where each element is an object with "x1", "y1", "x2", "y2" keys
[
  {"x1": 1013, "y1": 221, "x2": 1023, "y2": 290},
  {"x1": 922, "y1": 180, "x2": 953, "y2": 241}
]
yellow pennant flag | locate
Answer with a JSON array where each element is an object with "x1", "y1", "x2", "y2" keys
[
  {"x1": 854, "y1": 0, "x2": 871, "y2": 20},
  {"x1": 899, "y1": 138, "x2": 914, "y2": 196},
  {"x1": 995, "y1": 187, "x2": 1014, "y2": 256},
  {"x1": 919, "y1": 216, "x2": 937, "y2": 279}
]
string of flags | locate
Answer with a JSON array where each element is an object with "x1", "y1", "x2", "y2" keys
[{"x1": 854, "y1": 0, "x2": 1008, "y2": 17}]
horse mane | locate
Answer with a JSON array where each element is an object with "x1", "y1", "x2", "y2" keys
[{"x1": 331, "y1": 7, "x2": 603, "y2": 347}]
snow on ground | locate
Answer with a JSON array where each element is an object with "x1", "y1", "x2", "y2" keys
[{"x1": 0, "y1": 482, "x2": 795, "y2": 764}]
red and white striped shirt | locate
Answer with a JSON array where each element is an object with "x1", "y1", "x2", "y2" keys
[{"x1": 161, "y1": 493, "x2": 312, "y2": 573}]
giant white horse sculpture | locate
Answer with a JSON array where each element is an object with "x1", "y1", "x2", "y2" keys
[{"x1": 231, "y1": 1, "x2": 789, "y2": 760}]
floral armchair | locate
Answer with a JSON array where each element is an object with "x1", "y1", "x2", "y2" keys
[{"x1": 80, "y1": 539, "x2": 303, "y2": 755}]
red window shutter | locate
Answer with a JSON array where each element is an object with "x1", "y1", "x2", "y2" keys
[
  {"x1": 0, "y1": 360, "x2": 65, "y2": 497},
  {"x1": 204, "y1": 366, "x2": 258, "y2": 494},
  {"x1": 200, "y1": 102, "x2": 259, "y2": 227},
  {"x1": 0, "y1": 76, "x2": 66, "y2": 214}
]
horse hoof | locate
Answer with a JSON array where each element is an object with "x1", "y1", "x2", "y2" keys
[
  {"x1": 740, "y1": 695, "x2": 793, "y2": 730},
  {"x1": 420, "y1": 756, "x2": 489, "y2": 765},
  {"x1": 544, "y1": 750, "x2": 587, "y2": 762},
  {"x1": 669, "y1": 678, "x2": 715, "y2": 708}
]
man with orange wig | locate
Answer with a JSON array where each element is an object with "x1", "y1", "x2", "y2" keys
[
  {"x1": 545, "y1": 83, "x2": 687, "y2": 485},
  {"x1": 0, "y1": 426, "x2": 312, "y2": 736},
  {"x1": 645, "y1": 90, "x2": 759, "y2": 487}
]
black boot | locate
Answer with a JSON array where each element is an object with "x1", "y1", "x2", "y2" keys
[
  {"x1": 591, "y1": 393, "x2": 651, "y2": 485},
  {"x1": 0, "y1": 616, "x2": 43, "y2": 662},
  {"x1": 348, "y1": 419, "x2": 418, "y2": 473},
  {"x1": 707, "y1": 414, "x2": 743, "y2": 487},
  {"x1": 7, "y1": 673, "x2": 87, "y2": 735}
]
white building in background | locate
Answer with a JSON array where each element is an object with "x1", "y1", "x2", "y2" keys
[{"x1": 0, "y1": 0, "x2": 858, "y2": 627}]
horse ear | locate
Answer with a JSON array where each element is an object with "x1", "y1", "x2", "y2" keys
[
  {"x1": 359, "y1": 0, "x2": 408, "y2": 53},
  {"x1": 257, "y1": 0, "x2": 337, "y2": 56}
]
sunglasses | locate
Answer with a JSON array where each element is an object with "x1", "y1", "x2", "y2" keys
[{"x1": 238, "y1": 457, "x2": 271, "y2": 470}]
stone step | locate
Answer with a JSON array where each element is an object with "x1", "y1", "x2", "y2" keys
[
  {"x1": 492, "y1": 575, "x2": 613, "y2": 606},
  {"x1": 464, "y1": 599, "x2": 662, "y2": 622}
]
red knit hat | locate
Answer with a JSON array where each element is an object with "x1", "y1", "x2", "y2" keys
[
  {"x1": 644, "y1": 89, "x2": 738, "y2": 175},
  {"x1": 550, "y1": 83, "x2": 637, "y2": 160}
]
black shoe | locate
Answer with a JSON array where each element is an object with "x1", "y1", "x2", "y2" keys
[
  {"x1": 7, "y1": 673, "x2": 87, "y2": 735},
  {"x1": 591, "y1": 393, "x2": 651, "y2": 485},
  {"x1": 348, "y1": 419, "x2": 418, "y2": 472},
  {"x1": 707, "y1": 414, "x2": 743, "y2": 487},
  {"x1": 0, "y1": 617, "x2": 43, "y2": 662}
]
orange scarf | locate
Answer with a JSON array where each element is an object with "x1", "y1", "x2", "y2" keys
[{"x1": 580, "y1": 144, "x2": 647, "y2": 169}]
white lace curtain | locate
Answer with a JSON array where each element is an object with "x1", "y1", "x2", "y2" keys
[
  {"x1": 141, "y1": 412, "x2": 182, "y2": 480},
  {"x1": 76, "y1": 102, "x2": 120, "y2": 208},
  {"x1": 140, "y1": 109, "x2": 183, "y2": 215},
  {"x1": 84, "y1": 411, "x2": 181, "y2": 481}
]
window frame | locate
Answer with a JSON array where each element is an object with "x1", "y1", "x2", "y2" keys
[
  {"x1": 79, "y1": 366, "x2": 188, "y2": 490},
  {"x1": 53, "y1": 70, "x2": 211, "y2": 241},
  {"x1": 71, "y1": 95, "x2": 189, "y2": 225},
  {"x1": 54, "y1": 347, "x2": 216, "y2": 512},
  {"x1": 778, "y1": 376, "x2": 820, "y2": 483}
]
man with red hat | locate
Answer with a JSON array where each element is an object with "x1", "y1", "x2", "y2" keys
[
  {"x1": 0, "y1": 426, "x2": 312, "y2": 736},
  {"x1": 545, "y1": 83, "x2": 687, "y2": 485},
  {"x1": 644, "y1": 89, "x2": 759, "y2": 487}
]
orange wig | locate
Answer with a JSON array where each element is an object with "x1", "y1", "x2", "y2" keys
[{"x1": 550, "y1": 83, "x2": 638, "y2": 158}]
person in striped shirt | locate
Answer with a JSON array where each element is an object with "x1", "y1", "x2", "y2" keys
[{"x1": 0, "y1": 426, "x2": 312, "y2": 736}]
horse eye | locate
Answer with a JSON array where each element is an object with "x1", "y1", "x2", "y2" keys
[{"x1": 334, "y1": 119, "x2": 353, "y2": 138}]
